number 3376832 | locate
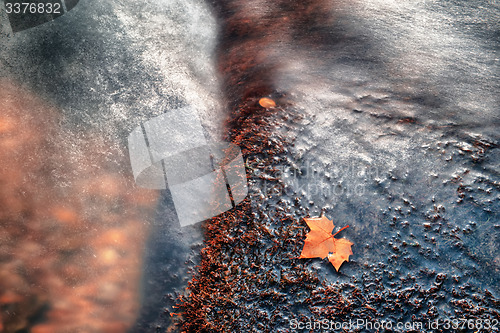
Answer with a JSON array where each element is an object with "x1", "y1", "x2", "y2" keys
[{"x1": 5, "y1": 2, "x2": 61, "y2": 14}]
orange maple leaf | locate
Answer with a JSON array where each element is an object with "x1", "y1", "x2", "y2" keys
[{"x1": 299, "y1": 215, "x2": 353, "y2": 271}]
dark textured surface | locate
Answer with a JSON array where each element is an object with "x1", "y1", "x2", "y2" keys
[
  {"x1": 175, "y1": 0, "x2": 499, "y2": 332},
  {"x1": 0, "y1": 0, "x2": 498, "y2": 332}
]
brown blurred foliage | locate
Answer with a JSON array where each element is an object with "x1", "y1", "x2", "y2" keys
[{"x1": 0, "y1": 80, "x2": 158, "y2": 332}]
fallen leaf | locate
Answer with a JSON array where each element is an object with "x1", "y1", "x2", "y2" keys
[
  {"x1": 299, "y1": 215, "x2": 353, "y2": 271},
  {"x1": 258, "y1": 97, "x2": 276, "y2": 108}
]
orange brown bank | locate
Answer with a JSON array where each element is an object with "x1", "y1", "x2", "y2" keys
[{"x1": 299, "y1": 216, "x2": 353, "y2": 271}]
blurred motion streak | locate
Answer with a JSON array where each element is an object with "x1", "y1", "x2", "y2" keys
[{"x1": 0, "y1": 79, "x2": 158, "y2": 332}]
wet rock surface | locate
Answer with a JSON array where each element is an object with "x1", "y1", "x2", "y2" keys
[
  {"x1": 174, "y1": 100, "x2": 499, "y2": 332},
  {"x1": 171, "y1": 0, "x2": 499, "y2": 332}
]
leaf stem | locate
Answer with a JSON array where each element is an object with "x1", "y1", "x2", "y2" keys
[{"x1": 332, "y1": 225, "x2": 349, "y2": 237}]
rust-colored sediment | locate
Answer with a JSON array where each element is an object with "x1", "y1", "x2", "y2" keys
[
  {"x1": 0, "y1": 80, "x2": 158, "y2": 332},
  {"x1": 177, "y1": 107, "x2": 301, "y2": 332},
  {"x1": 175, "y1": 1, "x2": 337, "y2": 331}
]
